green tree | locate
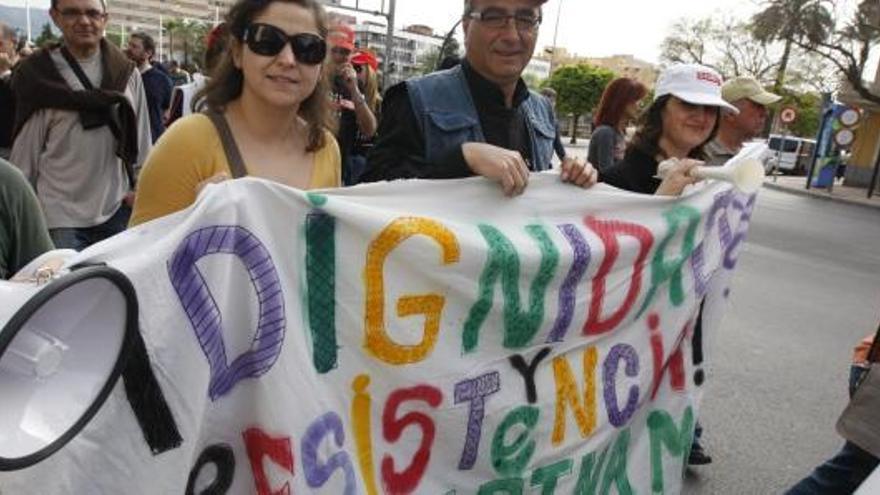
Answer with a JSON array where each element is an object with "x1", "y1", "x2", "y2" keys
[
  {"x1": 521, "y1": 73, "x2": 543, "y2": 90},
  {"x1": 661, "y1": 16, "x2": 779, "y2": 86},
  {"x1": 163, "y1": 17, "x2": 186, "y2": 63},
  {"x1": 751, "y1": 0, "x2": 834, "y2": 94},
  {"x1": 35, "y1": 23, "x2": 59, "y2": 48},
  {"x1": 792, "y1": 0, "x2": 880, "y2": 105},
  {"x1": 187, "y1": 22, "x2": 211, "y2": 70},
  {"x1": 776, "y1": 89, "x2": 822, "y2": 138},
  {"x1": 441, "y1": 37, "x2": 461, "y2": 61},
  {"x1": 106, "y1": 30, "x2": 123, "y2": 48},
  {"x1": 416, "y1": 46, "x2": 441, "y2": 75},
  {"x1": 545, "y1": 64, "x2": 614, "y2": 144}
]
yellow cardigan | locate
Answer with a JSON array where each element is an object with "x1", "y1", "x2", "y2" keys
[{"x1": 130, "y1": 113, "x2": 341, "y2": 226}]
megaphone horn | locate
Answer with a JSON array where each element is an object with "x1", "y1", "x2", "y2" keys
[
  {"x1": 691, "y1": 159, "x2": 766, "y2": 194},
  {"x1": 0, "y1": 265, "x2": 137, "y2": 471}
]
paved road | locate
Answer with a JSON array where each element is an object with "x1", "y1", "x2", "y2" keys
[{"x1": 682, "y1": 188, "x2": 880, "y2": 494}]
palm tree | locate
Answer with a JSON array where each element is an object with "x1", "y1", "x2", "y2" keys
[
  {"x1": 164, "y1": 17, "x2": 185, "y2": 63},
  {"x1": 178, "y1": 20, "x2": 200, "y2": 67},
  {"x1": 751, "y1": 0, "x2": 834, "y2": 93}
]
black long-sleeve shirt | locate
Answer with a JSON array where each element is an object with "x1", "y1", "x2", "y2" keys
[
  {"x1": 362, "y1": 61, "x2": 534, "y2": 182},
  {"x1": 599, "y1": 146, "x2": 662, "y2": 194}
]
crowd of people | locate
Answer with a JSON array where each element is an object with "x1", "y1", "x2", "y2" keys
[{"x1": 1, "y1": 0, "x2": 876, "y2": 491}]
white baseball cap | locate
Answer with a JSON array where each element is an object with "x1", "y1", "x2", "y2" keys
[{"x1": 654, "y1": 64, "x2": 739, "y2": 114}]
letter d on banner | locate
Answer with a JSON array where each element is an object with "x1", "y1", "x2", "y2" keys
[{"x1": 168, "y1": 226, "x2": 286, "y2": 400}]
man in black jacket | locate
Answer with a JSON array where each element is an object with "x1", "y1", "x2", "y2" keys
[{"x1": 363, "y1": 0, "x2": 596, "y2": 195}]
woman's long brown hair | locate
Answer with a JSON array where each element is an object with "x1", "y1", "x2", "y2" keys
[{"x1": 194, "y1": 0, "x2": 336, "y2": 152}]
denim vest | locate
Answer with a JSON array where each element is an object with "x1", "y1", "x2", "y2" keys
[{"x1": 405, "y1": 65, "x2": 557, "y2": 172}]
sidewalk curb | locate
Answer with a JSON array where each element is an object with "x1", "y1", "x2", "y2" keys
[{"x1": 762, "y1": 182, "x2": 880, "y2": 211}]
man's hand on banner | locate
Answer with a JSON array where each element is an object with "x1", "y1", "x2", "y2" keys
[
  {"x1": 462, "y1": 143, "x2": 530, "y2": 197},
  {"x1": 559, "y1": 156, "x2": 598, "y2": 188}
]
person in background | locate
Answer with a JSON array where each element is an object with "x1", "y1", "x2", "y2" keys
[
  {"x1": 347, "y1": 48, "x2": 381, "y2": 184},
  {"x1": 130, "y1": 0, "x2": 340, "y2": 226},
  {"x1": 327, "y1": 23, "x2": 377, "y2": 185},
  {"x1": 691, "y1": 79, "x2": 781, "y2": 464},
  {"x1": 364, "y1": 0, "x2": 596, "y2": 194},
  {"x1": 166, "y1": 23, "x2": 229, "y2": 126},
  {"x1": 437, "y1": 54, "x2": 461, "y2": 71},
  {"x1": 0, "y1": 157, "x2": 54, "y2": 280},
  {"x1": 786, "y1": 328, "x2": 880, "y2": 494},
  {"x1": 127, "y1": 32, "x2": 173, "y2": 143},
  {"x1": 600, "y1": 64, "x2": 737, "y2": 197},
  {"x1": 168, "y1": 59, "x2": 191, "y2": 86},
  {"x1": 705, "y1": 76, "x2": 781, "y2": 166},
  {"x1": 17, "y1": 40, "x2": 34, "y2": 60},
  {"x1": 11, "y1": 0, "x2": 152, "y2": 251},
  {"x1": 539, "y1": 86, "x2": 566, "y2": 161},
  {"x1": 0, "y1": 22, "x2": 18, "y2": 159},
  {"x1": 588, "y1": 77, "x2": 647, "y2": 171}
]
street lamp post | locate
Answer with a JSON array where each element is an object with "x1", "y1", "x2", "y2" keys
[
  {"x1": 384, "y1": 0, "x2": 396, "y2": 87},
  {"x1": 550, "y1": 0, "x2": 563, "y2": 72},
  {"x1": 25, "y1": 0, "x2": 33, "y2": 43},
  {"x1": 158, "y1": 13, "x2": 164, "y2": 62}
]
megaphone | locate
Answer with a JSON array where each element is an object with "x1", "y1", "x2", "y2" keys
[
  {"x1": 691, "y1": 159, "x2": 766, "y2": 194},
  {"x1": 0, "y1": 265, "x2": 137, "y2": 471}
]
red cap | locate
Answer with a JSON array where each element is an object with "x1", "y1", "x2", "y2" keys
[
  {"x1": 328, "y1": 24, "x2": 355, "y2": 52},
  {"x1": 351, "y1": 49, "x2": 379, "y2": 71}
]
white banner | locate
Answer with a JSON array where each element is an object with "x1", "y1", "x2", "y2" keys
[{"x1": 1, "y1": 168, "x2": 757, "y2": 494}]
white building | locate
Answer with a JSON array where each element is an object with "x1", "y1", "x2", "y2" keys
[
  {"x1": 354, "y1": 23, "x2": 446, "y2": 86},
  {"x1": 523, "y1": 57, "x2": 551, "y2": 82}
]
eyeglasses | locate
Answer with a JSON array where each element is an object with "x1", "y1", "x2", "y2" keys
[
  {"x1": 466, "y1": 8, "x2": 541, "y2": 32},
  {"x1": 243, "y1": 23, "x2": 327, "y2": 65},
  {"x1": 57, "y1": 8, "x2": 107, "y2": 22}
]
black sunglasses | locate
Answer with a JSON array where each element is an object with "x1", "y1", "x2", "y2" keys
[{"x1": 243, "y1": 23, "x2": 327, "y2": 64}]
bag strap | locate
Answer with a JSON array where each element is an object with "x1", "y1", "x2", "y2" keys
[
  {"x1": 867, "y1": 320, "x2": 880, "y2": 363},
  {"x1": 60, "y1": 46, "x2": 96, "y2": 91},
  {"x1": 61, "y1": 46, "x2": 138, "y2": 190},
  {"x1": 205, "y1": 110, "x2": 248, "y2": 179}
]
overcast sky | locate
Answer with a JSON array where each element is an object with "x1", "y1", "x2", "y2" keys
[{"x1": 3, "y1": 0, "x2": 861, "y2": 64}]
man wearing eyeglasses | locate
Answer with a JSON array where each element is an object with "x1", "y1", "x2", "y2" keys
[
  {"x1": 9, "y1": 0, "x2": 152, "y2": 251},
  {"x1": 363, "y1": 0, "x2": 596, "y2": 195}
]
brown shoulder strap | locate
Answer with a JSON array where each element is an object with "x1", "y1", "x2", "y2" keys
[
  {"x1": 205, "y1": 110, "x2": 247, "y2": 179},
  {"x1": 868, "y1": 320, "x2": 880, "y2": 363}
]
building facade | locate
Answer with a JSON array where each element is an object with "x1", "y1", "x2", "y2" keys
[
  {"x1": 105, "y1": 0, "x2": 233, "y2": 63},
  {"x1": 353, "y1": 22, "x2": 446, "y2": 86},
  {"x1": 838, "y1": 63, "x2": 880, "y2": 189},
  {"x1": 540, "y1": 48, "x2": 659, "y2": 89}
]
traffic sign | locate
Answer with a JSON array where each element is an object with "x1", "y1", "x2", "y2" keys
[
  {"x1": 834, "y1": 128, "x2": 856, "y2": 148},
  {"x1": 839, "y1": 107, "x2": 861, "y2": 127},
  {"x1": 780, "y1": 107, "x2": 797, "y2": 124}
]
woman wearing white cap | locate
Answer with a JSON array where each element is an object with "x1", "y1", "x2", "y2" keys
[{"x1": 599, "y1": 63, "x2": 739, "y2": 196}]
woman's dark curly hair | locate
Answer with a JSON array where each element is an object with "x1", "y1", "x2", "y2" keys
[
  {"x1": 628, "y1": 95, "x2": 721, "y2": 161},
  {"x1": 194, "y1": 0, "x2": 335, "y2": 152}
]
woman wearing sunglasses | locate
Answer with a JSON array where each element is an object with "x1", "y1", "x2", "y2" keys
[{"x1": 130, "y1": 0, "x2": 339, "y2": 226}]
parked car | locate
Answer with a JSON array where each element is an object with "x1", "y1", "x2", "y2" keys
[{"x1": 764, "y1": 134, "x2": 816, "y2": 175}]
